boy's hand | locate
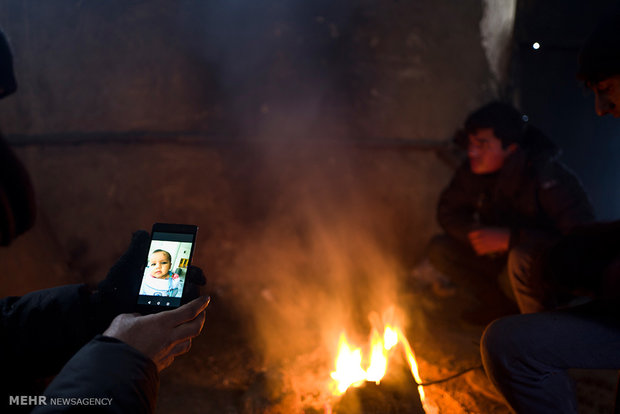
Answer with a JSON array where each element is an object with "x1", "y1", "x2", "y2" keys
[
  {"x1": 468, "y1": 227, "x2": 510, "y2": 255},
  {"x1": 103, "y1": 296, "x2": 210, "y2": 371}
]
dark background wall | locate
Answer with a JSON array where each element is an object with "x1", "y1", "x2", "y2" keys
[
  {"x1": 0, "y1": 0, "x2": 499, "y2": 296},
  {"x1": 0, "y1": 0, "x2": 492, "y2": 139},
  {"x1": 515, "y1": 0, "x2": 620, "y2": 220}
]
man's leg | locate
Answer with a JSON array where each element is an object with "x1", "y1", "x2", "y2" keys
[
  {"x1": 507, "y1": 243, "x2": 553, "y2": 313},
  {"x1": 481, "y1": 303, "x2": 620, "y2": 414},
  {"x1": 427, "y1": 234, "x2": 517, "y2": 324},
  {"x1": 427, "y1": 234, "x2": 505, "y2": 282}
]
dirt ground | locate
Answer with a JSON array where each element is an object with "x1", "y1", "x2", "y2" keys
[{"x1": 151, "y1": 271, "x2": 618, "y2": 414}]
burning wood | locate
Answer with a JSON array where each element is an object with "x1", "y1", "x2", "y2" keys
[{"x1": 327, "y1": 308, "x2": 438, "y2": 413}]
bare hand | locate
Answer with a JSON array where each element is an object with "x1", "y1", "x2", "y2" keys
[
  {"x1": 103, "y1": 296, "x2": 210, "y2": 371},
  {"x1": 468, "y1": 227, "x2": 510, "y2": 255}
]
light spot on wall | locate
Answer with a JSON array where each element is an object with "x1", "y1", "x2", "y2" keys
[{"x1": 480, "y1": 0, "x2": 517, "y2": 87}]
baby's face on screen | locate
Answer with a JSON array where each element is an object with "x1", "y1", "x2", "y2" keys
[{"x1": 149, "y1": 251, "x2": 171, "y2": 279}]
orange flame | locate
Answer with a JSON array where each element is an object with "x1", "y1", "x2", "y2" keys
[{"x1": 328, "y1": 313, "x2": 435, "y2": 412}]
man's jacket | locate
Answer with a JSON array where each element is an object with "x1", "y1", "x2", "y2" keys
[{"x1": 0, "y1": 285, "x2": 158, "y2": 413}]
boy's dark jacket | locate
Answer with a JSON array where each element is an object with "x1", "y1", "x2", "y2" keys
[{"x1": 437, "y1": 128, "x2": 595, "y2": 249}]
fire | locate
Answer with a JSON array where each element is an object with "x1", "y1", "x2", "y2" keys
[
  {"x1": 329, "y1": 311, "x2": 434, "y2": 412},
  {"x1": 330, "y1": 333, "x2": 368, "y2": 394}
]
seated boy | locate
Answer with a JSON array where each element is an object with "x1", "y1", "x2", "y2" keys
[{"x1": 425, "y1": 101, "x2": 594, "y2": 323}]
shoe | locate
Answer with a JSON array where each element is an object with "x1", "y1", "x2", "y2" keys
[
  {"x1": 410, "y1": 260, "x2": 456, "y2": 297},
  {"x1": 431, "y1": 278, "x2": 457, "y2": 298}
]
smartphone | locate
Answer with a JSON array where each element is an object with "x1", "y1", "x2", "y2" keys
[{"x1": 136, "y1": 223, "x2": 198, "y2": 314}]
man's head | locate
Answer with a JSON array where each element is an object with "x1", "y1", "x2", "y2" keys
[
  {"x1": 578, "y1": 12, "x2": 620, "y2": 117},
  {"x1": 463, "y1": 101, "x2": 524, "y2": 174}
]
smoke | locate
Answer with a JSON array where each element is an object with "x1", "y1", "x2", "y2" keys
[
  {"x1": 229, "y1": 145, "x2": 407, "y2": 357},
  {"x1": 221, "y1": 141, "x2": 413, "y2": 414},
  {"x1": 174, "y1": 1, "x2": 430, "y2": 406},
  {"x1": 177, "y1": 0, "x2": 355, "y2": 138},
  {"x1": 176, "y1": 1, "x2": 405, "y2": 356}
]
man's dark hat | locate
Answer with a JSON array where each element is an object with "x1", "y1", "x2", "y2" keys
[{"x1": 578, "y1": 12, "x2": 620, "y2": 85}]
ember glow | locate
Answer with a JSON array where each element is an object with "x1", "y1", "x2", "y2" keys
[{"x1": 329, "y1": 311, "x2": 434, "y2": 412}]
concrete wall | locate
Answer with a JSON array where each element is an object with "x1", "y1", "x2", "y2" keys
[
  {"x1": 0, "y1": 1, "x2": 499, "y2": 309},
  {"x1": 0, "y1": 0, "x2": 497, "y2": 137}
]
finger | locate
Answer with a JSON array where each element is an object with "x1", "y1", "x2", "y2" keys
[
  {"x1": 169, "y1": 339, "x2": 193, "y2": 358},
  {"x1": 158, "y1": 355, "x2": 176, "y2": 372},
  {"x1": 170, "y1": 310, "x2": 206, "y2": 345},
  {"x1": 186, "y1": 266, "x2": 206, "y2": 286},
  {"x1": 161, "y1": 295, "x2": 210, "y2": 327}
]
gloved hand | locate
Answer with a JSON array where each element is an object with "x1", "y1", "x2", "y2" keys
[{"x1": 92, "y1": 230, "x2": 207, "y2": 331}]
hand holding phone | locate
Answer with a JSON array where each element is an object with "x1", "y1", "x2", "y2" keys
[
  {"x1": 136, "y1": 223, "x2": 198, "y2": 314},
  {"x1": 105, "y1": 295, "x2": 210, "y2": 371}
]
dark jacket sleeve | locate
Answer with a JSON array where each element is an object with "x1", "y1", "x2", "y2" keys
[
  {"x1": 33, "y1": 335, "x2": 158, "y2": 413},
  {"x1": 0, "y1": 133, "x2": 36, "y2": 245},
  {"x1": 437, "y1": 164, "x2": 478, "y2": 244},
  {"x1": 0, "y1": 284, "x2": 105, "y2": 380},
  {"x1": 541, "y1": 220, "x2": 620, "y2": 300},
  {"x1": 513, "y1": 161, "x2": 595, "y2": 247}
]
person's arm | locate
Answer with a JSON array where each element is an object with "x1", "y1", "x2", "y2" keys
[
  {"x1": 0, "y1": 231, "x2": 206, "y2": 382},
  {"x1": 0, "y1": 284, "x2": 101, "y2": 380},
  {"x1": 0, "y1": 133, "x2": 36, "y2": 245},
  {"x1": 513, "y1": 161, "x2": 595, "y2": 247},
  {"x1": 541, "y1": 162, "x2": 595, "y2": 231},
  {"x1": 437, "y1": 164, "x2": 479, "y2": 244},
  {"x1": 541, "y1": 220, "x2": 620, "y2": 297},
  {"x1": 0, "y1": 231, "x2": 152, "y2": 381},
  {"x1": 32, "y1": 336, "x2": 159, "y2": 414},
  {"x1": 32, "y1": 296, "x2": 210, "y2": 414}
]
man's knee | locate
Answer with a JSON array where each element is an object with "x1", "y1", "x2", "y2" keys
[
  {"x1": 481, "y1": 316, "x2": 523, "y2": 372},
  {"x1": 507, "y1": 244, "x2": 535, "y2": 281}
]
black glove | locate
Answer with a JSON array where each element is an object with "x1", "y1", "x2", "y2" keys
[
  {"x1": 183, "y1": 265, "x2": 207, "y2": 302},
  {"x1": 92, "y1": 230, "x2": 207, "y2": 330}
]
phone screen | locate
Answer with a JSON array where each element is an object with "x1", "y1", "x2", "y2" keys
[{"x1": 137, "y1": 224, "x2": 197, "y2": 310}]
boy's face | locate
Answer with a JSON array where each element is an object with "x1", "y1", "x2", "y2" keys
[
  {"x1": 467, "y1": 128, "x2": 516, "y2": 175},
  {"x1": 149, "y1": 251, "x2": 171, "y2": 278},
  {"x1": 591, "y1": 74, "x2": 620, "y2": 117}
]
